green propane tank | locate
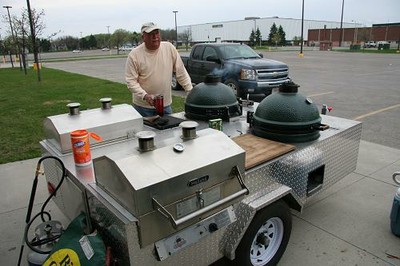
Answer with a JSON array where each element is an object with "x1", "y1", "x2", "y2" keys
[{"x1": 390, "y1": 172, "x2": 400, "y2": 236}]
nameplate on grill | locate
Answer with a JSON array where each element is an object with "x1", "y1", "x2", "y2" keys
[{"x1": 187, "y1": 175, "x2": 209, "y2": 187}]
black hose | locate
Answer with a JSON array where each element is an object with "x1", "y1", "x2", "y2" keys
[{"x1": 17, "y1": 156, "x2": 66, "y2": 265}]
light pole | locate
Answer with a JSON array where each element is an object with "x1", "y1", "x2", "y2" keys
[
  {"x1": 106, "y1": 25, "x2": 111, "y2": 55},
  {"x1": 351, "y1": 20, "x2": 358, "y2": 44},
  {"x1": 299, "y1": 0, "x2": 304, "y2": 57},
  {"x1": 173, "y1": 10, "x2": 178, "y2": 47},
  {"x1": 339, "y1": 0, "x2": 345, "y2": 47},
  {"x1": 3, "y1": 5, "x2": 16, "y2": 68}
]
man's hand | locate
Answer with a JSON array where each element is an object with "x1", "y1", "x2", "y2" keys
[{"x1": 144, "y1": 94, "x2": 154, "y2": 106}]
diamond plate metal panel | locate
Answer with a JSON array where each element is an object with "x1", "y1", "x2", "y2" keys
[{"x1": 87, "y1": 186, "x2": 230, "y2": 265}]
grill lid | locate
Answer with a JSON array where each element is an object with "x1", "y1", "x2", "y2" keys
[
  {"x1": 185, "y1": 75, "x2": 241, "y2": 121},
  {"x1": 252, "y1": 81, "x2": 325, "y2": 142},
  {"x1": 43, "y1": 103, "x2": 143, "y2": 153}
]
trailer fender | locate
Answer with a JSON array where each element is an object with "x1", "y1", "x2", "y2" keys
[{"x1": 222, "y1": 183, "x2": 301, "y2": 260}]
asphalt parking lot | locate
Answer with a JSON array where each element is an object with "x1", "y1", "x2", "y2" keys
[
  {"x1": 264, "y1": 50, "x2": 400, "y2": 150},
  {"x1": 45, "y1": 50, "x2": 400, "y2": 150}
]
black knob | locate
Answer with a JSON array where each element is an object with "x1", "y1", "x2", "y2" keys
[
  {"x1": 208, "y1": 223, "x2": 218, "y2": 233},
  {"x1": 279, "y1": 80, "x2": 299, "y2": 93}
]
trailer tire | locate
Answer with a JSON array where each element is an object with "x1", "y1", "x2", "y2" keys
[{"x1": 234, "y1": 200, "x2": 292, "y2": 266}]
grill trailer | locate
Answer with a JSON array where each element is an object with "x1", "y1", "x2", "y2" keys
[{"x1": 40, "y1": 101, "x2": 361, "y2": 266}]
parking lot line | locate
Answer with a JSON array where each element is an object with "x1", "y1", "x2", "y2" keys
[
  {"x1": 307, "y1": 91, "x2": 335, "y2": 97},
  {"x1": 352, "y1": 103, "x2": 400, "y2": 120}
]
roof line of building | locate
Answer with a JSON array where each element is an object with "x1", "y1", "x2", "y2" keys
[
  {"x1": 373, "y1": 22, "x2": 400, "y2": 27},
  {"x1": 180, "y1": 16, "x2": 359, "y2": 28}
]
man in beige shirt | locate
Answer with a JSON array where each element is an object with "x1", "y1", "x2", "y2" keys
[{"x1": 125, "y1": 22, "x2": 192, "y2": 117}]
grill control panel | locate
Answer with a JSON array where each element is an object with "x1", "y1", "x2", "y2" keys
[{"x1": 155, "y1": 206, "x2": 236, "y2": 261}]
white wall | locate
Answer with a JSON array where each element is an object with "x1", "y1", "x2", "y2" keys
[{"x1": 178, "y1": 17, "x2": 358, "y2": 43}]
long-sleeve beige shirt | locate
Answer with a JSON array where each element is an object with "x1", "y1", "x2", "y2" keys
[{"x1": 125, "y1": 41, "x2": 192, "y2": 108}]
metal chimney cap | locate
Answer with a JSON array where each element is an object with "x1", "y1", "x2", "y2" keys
[
  {"x1": 136, "y1": 131, "x2": 156, "y2": 152},
  {"x1": 99, "y1": 97, "x2": 112, "y2": 103},
  {"x1": 136, "y1": 131, "x2": 156, "y2": 139},
  {"x1": 180, "y1": 121, "x2": 199, "y2": 140},
  {"x1": 67, "y1": 102, "x2": 80, "y2": 108},
  {"x1": 99, "y1": 97, "x2": 112, "y2": 109},
  {"x1": 180, "y1": 121, "x2": 199, "y2": 129},
  {"x1": 67, "y1": 102, "x2": 81, "y2": 115}
]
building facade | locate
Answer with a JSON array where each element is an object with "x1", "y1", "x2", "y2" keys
[
  {"x1": 177, "y1": 17, "x2": 357, "y2": 44},
  {"x1": 308, "y1": 23, "x2": 400, "y2": 47}
]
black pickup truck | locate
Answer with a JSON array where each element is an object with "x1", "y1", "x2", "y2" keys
[{"x1": 173, "y1": 43, "x2": 290, "y2": 98}]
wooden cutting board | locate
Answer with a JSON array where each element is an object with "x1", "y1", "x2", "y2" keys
[{"x1": 232, "y1": 134, "x2": 295, "y2": 170}]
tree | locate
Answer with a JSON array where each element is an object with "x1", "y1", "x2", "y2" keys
[
  {"x1": 278, "y1": 25, "x2": 286, "y2": 45},
  {"x1": 179, "y1": 28, "x2": 192, "y2": 50},
  {"x1": 6, "y1": 8, "x2": 45, "y2": 77},
  {"x1": 160, "y1": 29, "x2": 175, "y2": 42},
  {"x1": 1, "y1": 35, "x2": 13, "y2": 57},
  {"x1": 127, "y1": 32, "x2": 141, "y2": 47},
  {"x1": 357, "y1": 28, "x2": 370, "y2": 45},
  {"x1": 88, "y1": 35, "x2": 97, "y2": 49},
  {"x1": 0, "y1": 37, "x2": 5, "y2": 56},
  {"x1": 111, "y1": 29, "x2": 130, "y2": 54},
  {"x1": 292, "y1": 36, "x2": 301, "y2": 46},
  {"x1": 249, "y1": 29, "x2": 256, "y2": 46},
  {"x1": 255, "y1": 27, "x2": 262, "y2": 47},
  {"x1": 40, "y1": 39, "x2": 51, "y2": 52},
  {"x1": 268, "y1": 23, "x2": 278, "y2": 45},
  {"x1": 93, "y1": 33, "x2": 109, "y2": 48},
  {"x1": 53, "y1": 36, "x2": 79, "y2": 50},
  {"x1": 267, "y1": 23, "x2": 286, "y2": 46},
  {"x1": 272, "y1": 33, "x2": 282, "y2": 48}
]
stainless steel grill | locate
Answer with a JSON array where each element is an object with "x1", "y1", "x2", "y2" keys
[
  {"x1": 93, "y1": 128, "x2": 248, "y2": 246},
  {"x1": 43, "y1": 103, "x2": 143, "y2": 154}
]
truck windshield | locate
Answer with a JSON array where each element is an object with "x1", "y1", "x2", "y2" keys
[{"x1": 220, "y1": 45, "x2": 261, "y2": 60}]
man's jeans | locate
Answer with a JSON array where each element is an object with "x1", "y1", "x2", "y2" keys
[{"x1": 133, "y1": 104, "x2": 172, "y2": 117}]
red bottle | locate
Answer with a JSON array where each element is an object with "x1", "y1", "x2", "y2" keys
[{"x1": 153, "y1": 95, "x2": 164, "y2": 116}]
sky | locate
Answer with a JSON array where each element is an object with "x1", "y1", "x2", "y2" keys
[{"x1": 1, "y1": 0, "x2": 399, "y2": 39}]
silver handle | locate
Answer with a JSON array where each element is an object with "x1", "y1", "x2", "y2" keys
[
  {"x1": 393, "y1": 172, "x2": 400, "y2": 185},
  {"x1": 152, "y1": 166, "x2": 249, "y2": 229}
]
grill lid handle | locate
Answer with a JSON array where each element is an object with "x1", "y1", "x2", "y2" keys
[{"x1": 152, "y1": 165, "x2": 249, "y2": 229}]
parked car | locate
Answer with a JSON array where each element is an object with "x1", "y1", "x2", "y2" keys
[
  {"x1": 174, "y1": 43, "x2": 290, "y2": 98},
  {"x1": 363, "y1": 41, "x2": 376, "y2": 48},
  {"x1": 119, "y1": 46, "x2": 133, "y2": 51},
  {"x1": 72, "y1": 49, "x2": 81, "y2": 53},
  {"x1": 377, "y1": 41, "x2": 391, "y2": 50},
  {"x1": 101, "y1": 47, "x2": 110, "y2": 51},
  {"x1": 377, "y1": 41, "x2": 389, "y2": 45}
]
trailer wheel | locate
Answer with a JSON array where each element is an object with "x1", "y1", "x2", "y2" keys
[{"x1": 235, "y1": 200, "x2": 292, "y2": 266}]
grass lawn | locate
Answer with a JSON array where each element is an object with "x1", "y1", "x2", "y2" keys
[{"x1": 0, "y1": 67, "x2": 185, "y2": 164}]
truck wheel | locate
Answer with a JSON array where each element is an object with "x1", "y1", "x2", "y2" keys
[
  {"x1": 172, "y1": 74, "x2": 182, "y2": 90},
  {"x1": 224, "y1": 79, "x2": 243, "y2": 98},
  {"x1": 234, "y1": 200, "x2": 292, "y2": 266}
]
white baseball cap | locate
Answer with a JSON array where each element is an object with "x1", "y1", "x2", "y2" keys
[{"x1": 141, "y1": 22, "x2": 160, "y2": 34}]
